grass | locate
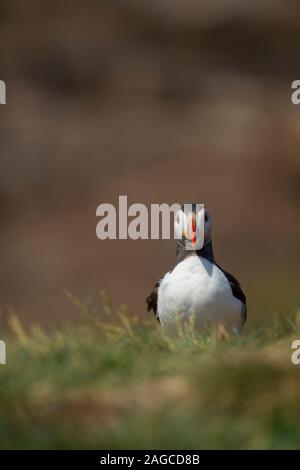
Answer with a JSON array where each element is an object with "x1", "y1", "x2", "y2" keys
[{"x1": 0, "y1": 293, "x2": 300, "y2": 450}]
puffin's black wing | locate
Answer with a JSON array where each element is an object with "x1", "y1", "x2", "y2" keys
[
  {"x1": 146, "y1": 280, "x2": 160, "y2": 322},
  {"x1": 216, "y1": 264, "x2": 247, "y2": 325}
]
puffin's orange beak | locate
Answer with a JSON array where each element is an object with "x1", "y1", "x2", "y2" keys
[
  {"x1": 190, "y1": 215, "x2": 197, "y2": 245},
  {"x1": 183, "y1": 215, "x2": 197, "y2": 245}
]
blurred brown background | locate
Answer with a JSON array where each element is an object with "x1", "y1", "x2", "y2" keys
[{"x1": 0, "y1": 0, "x2": 299, "y2": 328}]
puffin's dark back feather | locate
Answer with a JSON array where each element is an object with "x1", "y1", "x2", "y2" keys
[
  {"x1": 146, "y1": 280, "x2": 160, "y2": 322},
  {"x1": 215, "y1": 263, "x2": 247, "y2": 324}
]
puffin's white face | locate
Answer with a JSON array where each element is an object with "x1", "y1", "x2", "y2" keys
[{"x1": 174, "y1": 205, "x2": 211, "y2": 250}]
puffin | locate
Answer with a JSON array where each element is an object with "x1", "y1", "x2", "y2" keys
[{"x1": 146, "y1": 205, "x2": 247, "y2": 334}]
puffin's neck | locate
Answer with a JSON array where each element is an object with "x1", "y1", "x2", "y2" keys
[
  {"x1": 174, "y1": 240, "x2": 215, "y2": 266},
  {"x1": 196, "y1": 240, "x2": 215, "y2": 263}
]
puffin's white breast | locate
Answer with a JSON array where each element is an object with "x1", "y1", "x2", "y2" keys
[{"x1": 157, "y1": 255, "x2": 243, "y2": 334}]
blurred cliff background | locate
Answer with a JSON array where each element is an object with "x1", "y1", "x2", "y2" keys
[{"x1": 0, "y1": 0, "x2": 299, "y2": 328}]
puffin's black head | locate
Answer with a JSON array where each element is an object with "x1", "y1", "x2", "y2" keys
[{"x1": 174, "y1": 204, "x2": 212, "y2": 250}]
